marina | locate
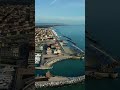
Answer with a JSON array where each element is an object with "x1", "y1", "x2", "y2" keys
[{"x1": 35, "y1": 25, "x2": 85, "y2": 89}]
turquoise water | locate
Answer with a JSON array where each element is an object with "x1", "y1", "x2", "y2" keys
[
  {"x1": 36, "y1": 59, "x2": 85, "y2": 77},
  {"x1": 54, "y1": 25, "x2": 85, "y2": 50},
  {"x1": 51, "y1": 59, "x2": 85, "y2": 77},
  {"x1": 36, "y1": 25, "x2": 85, "y2": 90}
]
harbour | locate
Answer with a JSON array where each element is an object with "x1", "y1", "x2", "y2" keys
[{"x1": 35, "y1": 25, "x2": 85, "y2": 89}]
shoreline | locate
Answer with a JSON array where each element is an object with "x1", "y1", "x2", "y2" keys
[
  {"x1": 35, "y1": 27, "x2": 85, "y2": 88},
  {"x1": 37, "y1": 28, "x2": 84, "y2": 69}
]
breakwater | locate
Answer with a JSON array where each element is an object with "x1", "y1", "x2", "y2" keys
[
  {"x1": 44, "y1": 55, "x2": 84, "y2": 67},
  {"x1": 44, "y1": 56, "x2": 73, "y2": 67},
  {"x1": 35, "y1": 75, "x2": 85, "y2": 88}
]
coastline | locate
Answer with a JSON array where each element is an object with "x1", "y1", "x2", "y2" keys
[
  {"x1": 35, "y1": 26, "x2": 85, "y2": 89},
  {"x1": 36, "y1": 28, "x2": 84, "y2": 69}
]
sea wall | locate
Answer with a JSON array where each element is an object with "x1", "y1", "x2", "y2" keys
[
  {"x1": 44, "y1": 56, "x2": 72, "y2": 66},
  {"x1": 35, "y1": 75, "x2": 85, "y2": 88}
]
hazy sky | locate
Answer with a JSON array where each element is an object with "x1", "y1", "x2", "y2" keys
[{"x1": 35, "y1": 0, "x2": 85, "y2": 25}]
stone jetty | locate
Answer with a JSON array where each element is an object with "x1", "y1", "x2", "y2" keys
[{"x1": 35, "y1": 75, "x2": 85, "y2": 88}]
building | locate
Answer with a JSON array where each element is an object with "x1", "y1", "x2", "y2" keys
[
  {"x1": 46, "y1": 47, "x2": 52, "y2": 55},
  {"x1": 0, "y1": 2, "x2": 35, "y2": 90},
  {"x1": 28, "y1": 50, "x2": 35, "y2": 66},
  {"x1": 35, "y1": 53, "x2": 41, "y2": 64},
  {"x1": 54, "y1": 49, "x2": 62, "y2": 55},
  {"x1": 0, "y1": 66, "x2": 15, "y2": 90},
  {"x1": 46, "y1": 71, "x2": 52, "y2": 78}
]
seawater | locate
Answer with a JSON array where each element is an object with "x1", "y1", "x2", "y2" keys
[
  {"x1": 51, "y1": 59, "x2": 84, "y2": 77},
  {"x1": 54, "y1": 25, "x2": 85, "y2": 50},
  {"x1": 36, "y1": 59, "x2": 85, "y2": 77},
  {"x1": 87, "y1": 26, "x2": 120, "y2": 90},
  {"x1": 86, "y1": 78, "x2": 120, "y2": 90},
  {"x1": 36, "y1": 25, "x2": 85, "y2": 90}
]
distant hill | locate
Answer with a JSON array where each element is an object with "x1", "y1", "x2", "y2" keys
[
  {"x1": 36, "y1": 23, "x2": 66, "y2": 26},
  {"x1": 35, "y1": 23, "x2": 67, "y2": 28}
]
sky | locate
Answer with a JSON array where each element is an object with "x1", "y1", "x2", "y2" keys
[{"x1": 35, "y1": 0, "x2": 85, "y2": 25}]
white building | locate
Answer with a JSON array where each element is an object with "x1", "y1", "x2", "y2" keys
[
  {"x1": 53, "y1": 49, "x2": 62, "y2": 55},
  {"x1": 35, "y1": 53, "x2": 41, "y2": 64},
  {"x1": 46, "y1": 47, "x2": 52, "y2": 55},
  {"x1": 54, "y1": 49, "x2": 58, "y2": 54}
]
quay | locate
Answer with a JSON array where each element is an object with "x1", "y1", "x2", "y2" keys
[
  {"x1": 35, "y1": 66, "x2": 53, "y2": 70},
  {"x1": 44, "y1": 55, "x2": 73, "y2": 66},
  {"x1": 35, "y1": 75, "x2": 85, "y2": 88},
  {"x1": 44, "y1": 55, "x2": 83, "y2": 67}
]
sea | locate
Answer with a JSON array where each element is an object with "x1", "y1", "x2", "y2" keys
[
  {"x1": 86, "y1": 78, "x2": 120, "y2": 90},
  {"x1": 36, "y1": 25, "x2": 85, "y2": 90},
  {"x1": 86, "y1": 26, "x2": 120, "y2": 90}
]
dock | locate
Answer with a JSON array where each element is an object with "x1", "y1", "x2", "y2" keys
[{"x1": 35, "y1": 66, "x2": 53, "y2": 70}]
